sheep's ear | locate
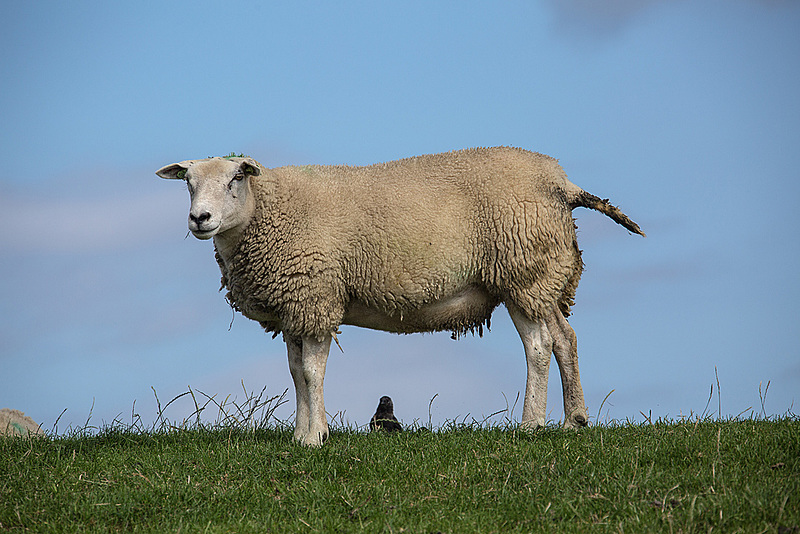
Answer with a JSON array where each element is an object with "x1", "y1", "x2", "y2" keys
[
  {"x1": 240, "y1": 158, "x2": 261, "y2": 177},
  {"x1": 156, "y1": 160, "x2": 195, "y2": 180}
]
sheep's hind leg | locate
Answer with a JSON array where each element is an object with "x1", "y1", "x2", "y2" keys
[
  {"x1": 508, "y1": 306, "x2": 553, "y2": 429},
  {"x1": 546, "y1": 310, "x2": 588, "y2": 429},
  {"x1": 286, "y1": 336, "x2": 311, "y2": 443},
  {"x1": 298, "y1": 335, "x2": 332, "y2": 447}
]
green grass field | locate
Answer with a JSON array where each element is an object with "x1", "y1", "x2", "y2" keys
[{"x1": 2, "y1": 409, "x2": 797, "y2": 533}]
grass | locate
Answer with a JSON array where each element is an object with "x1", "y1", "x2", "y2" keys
[{"x1": 2, "y1": 404, "x2": 798, "y2": 533}]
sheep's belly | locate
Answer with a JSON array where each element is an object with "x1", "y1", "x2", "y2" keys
[{"x1": 342, "y1": 286, "x2": 498, "y2": 334}]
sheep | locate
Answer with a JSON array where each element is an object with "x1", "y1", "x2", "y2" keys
[
  {"x1": 0, "y1": 408, "x2": 44, "y2": 438},
  {"x1": 157, "y1": 147, "x2": 644, "y2": 447}
]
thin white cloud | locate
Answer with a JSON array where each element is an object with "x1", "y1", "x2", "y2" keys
[
  {"x1": 0, "y1": 188, "x2": 186, "y2": 253},
  {"x1": 544, "y1": 0, "x2": 675, "y2": 38},
  {"x1": 544, "y1": 0, "x2": 795, "y2": 39}
]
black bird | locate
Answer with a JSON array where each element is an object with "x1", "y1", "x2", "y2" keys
[{"x1": 370, "y1": 396, "x2": 403, "y2": 432}]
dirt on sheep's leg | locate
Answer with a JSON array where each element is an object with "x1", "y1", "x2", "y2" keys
[
  {"x1": 508, "y1": 306, "x2": 552, "y2": 429},
  {"x1": 286, "y1": 336, "x2": 311, "y2": 443},
  {"x1": 547, "y1": 311, "x2": 588, "y2": 429},
  {"x1": 300, "y1": 335, "x2": 332, "y2": 447}
]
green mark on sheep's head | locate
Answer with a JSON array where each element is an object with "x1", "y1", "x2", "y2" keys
[
  {"x1": 176, "y1": 169, "x2": 187, "y2": 180},
  {"x1": 205, "y1": 153, "x2": 249, "y2": 160}
]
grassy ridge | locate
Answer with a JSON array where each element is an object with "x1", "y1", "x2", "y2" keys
[{"x1": 2, "y1": 419, "x2": 798, "y2": 533}]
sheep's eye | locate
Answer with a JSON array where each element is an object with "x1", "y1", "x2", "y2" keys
[
  {"x1": 228, "y1": 173, "x2": 244, "y2": 189},
  {"x1": 186, "y1": 182, "x2": 194, "y2": 195}
]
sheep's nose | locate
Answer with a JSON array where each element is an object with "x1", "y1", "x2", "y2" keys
[{"x1": 190, "y1": 211, "x2": 211, "y2": 224}]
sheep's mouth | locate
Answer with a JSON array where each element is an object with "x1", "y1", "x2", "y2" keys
[{"x1": 190, "y1": 227, "x2": 219, "y2": 240}]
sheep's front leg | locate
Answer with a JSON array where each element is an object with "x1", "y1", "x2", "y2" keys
[
  {"x1": 546, "y1": 311, "x2": 588, "y2": 429},
  {"x1": 297, "y1": 335, "x2": 332, "y2": 447},
  {"x1": 508, "y1": 306, "x2": 553, "y2": 429},
  {"x1": 286, "y1": 336, "x2": 311, "y2": 443}
]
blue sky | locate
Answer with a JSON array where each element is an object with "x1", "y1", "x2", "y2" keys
[{"x1": 2, "y1": 1, "x2": 798, "y2": 433}]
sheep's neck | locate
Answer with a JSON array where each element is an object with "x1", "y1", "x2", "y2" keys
[
  {"x1": 213, "y1": 231, "x2": 240, "y2": 269},
  {"x1": 213, "y1": 189, "x2": 256, "y2": 270}
]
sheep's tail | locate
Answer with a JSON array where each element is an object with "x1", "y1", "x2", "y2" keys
[{"x1": 565, "y1": 182, "x2": 646, "y2": 237}]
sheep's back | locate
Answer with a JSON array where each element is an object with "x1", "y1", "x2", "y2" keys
[{"x1": 289, "y1": 147, "x2": 581, "y2": 319}]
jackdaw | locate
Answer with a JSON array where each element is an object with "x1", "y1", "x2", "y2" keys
[{"x1": 370, "y1": 396, "x2": 403, "y2": 432}]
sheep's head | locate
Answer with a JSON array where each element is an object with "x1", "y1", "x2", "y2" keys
[{"x1": 157, "y1": 157, "x2": 261, "y2": 240}]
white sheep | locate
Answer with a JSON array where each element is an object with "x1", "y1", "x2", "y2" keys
[
  {"x1": 0, "y1": 408, "x2": 44, "y2": 438},
  {"x1": 157, "y1": 147, "x2": 644, "y2": 446}
]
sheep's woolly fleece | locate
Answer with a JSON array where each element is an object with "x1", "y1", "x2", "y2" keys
[
  {"x1": 216, "y1": 147, "x2": 615, "y2": 340},
  {"x1": 0, "y1": 408, "x2": 44, "y2": 437}
]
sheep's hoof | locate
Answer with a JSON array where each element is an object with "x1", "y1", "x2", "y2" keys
[
  {"x1": 519, "y1": 418, "x2": 545, "y2": 432},
  {"x1": 299, "y1": 430, "x2": 328, "y2": 447},
  {"x1": 563, "y1": 410, "x2": 589, "y2": 429}
]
